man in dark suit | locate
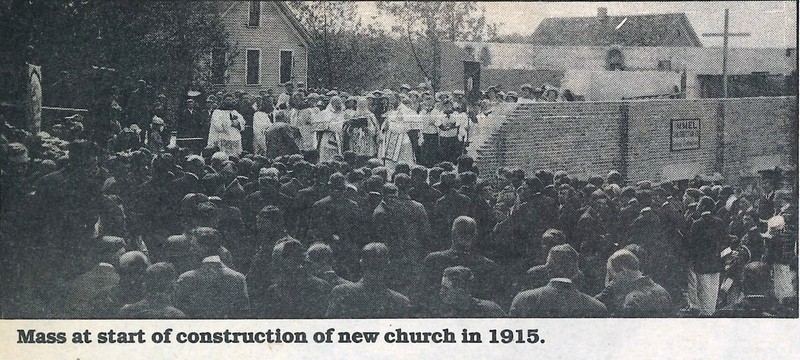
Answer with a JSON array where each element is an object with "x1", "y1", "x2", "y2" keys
[
  {"x1": 177, "y1": 98, "x2": 202, "y2": 139},
  {"x1": 683, "y1": 196, "x2": 726, "y2": 316},
  {"x1": 241, "y1": 168, "x2": 295, "y2": 233},
  {"x1": 431, "y1": 172, "x2": 471, "y2": 251},
  {"x1": 326, "y1": 243, "x2": 411, "y2": 318},
  {"x1": 373, "y1": 182, "x2": 431, "y2": 297},
  {"x1": 257, "y1": 240, "x2": 332, "y2": 318},
  {"x1": 174, "y1": 227, "x2": 249, "y2": 318},
  {"x1": 246, "y1": 205, "x2": 299, "y2": 312},
  {"x1": 510, "y1": 244, "x2": 607, "y2": 318},
  {"x1": 308, "y1": 173, "x2": 365, "y2": 276},
  {"x1": 64, "y1": 236, "x2": 126, "y2": 318},
  {"x1": 118, "y1": 262, "x2": 187, "y2": 319},
  {"x1": 408, "y1": 165, "x2": 442, "y2": 217},
  {"x1": 423, "y1": 216, "x2": 500, "y2": 311},
  {"x1": 594, "y1": 249, "x2": 672, "y2": 317}
]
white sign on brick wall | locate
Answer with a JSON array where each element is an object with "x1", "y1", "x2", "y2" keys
[{"x1": 670, "y1": 118, "x2": 700, "y2": 151}]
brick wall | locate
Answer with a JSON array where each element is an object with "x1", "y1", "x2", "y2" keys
[{"x1": 474, "y1": 96, "x2": 796, "y2": 185}]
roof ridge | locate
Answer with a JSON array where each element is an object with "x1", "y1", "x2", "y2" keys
[{"x1": 543, "y1": 12, "x2": 688, "y2": 20}]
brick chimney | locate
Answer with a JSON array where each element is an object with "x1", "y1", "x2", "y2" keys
[{"x1": 598, "y1": 7, "x2": 608, "y2": 21}]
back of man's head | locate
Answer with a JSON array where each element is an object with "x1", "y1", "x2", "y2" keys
[
  {"x1": 305, "y1": 242, "x2": 334, "y2": 266},
  {"x1": 451, "y1": 216, "x2": 477, "y2": 248},
  {"x1": 546, "y1": 244, "x2": 579, "y2": 279},
  {"x1": 541, "y1": 229, "x2": 567, "y2": 250},
  {"x1": 119, "y1": 251, "x2": 151, "y2": 278},
  {"x1": 510, "y1": 168, "x2": 525, "y2": 182},
  {"x1": 257, "y1": 205, "x2": 284, "y2": 231},
  {"x1": 439, "y1": 171, "x2": 458, "y2": 190},
  {"x1": 360, "y1": 242, "x2": 390, "y2": 273},
  {"x1": 144, "y1": 262, "x2": 177, "y2": 294},
  {"x1": 535, "y1": 169, "x2": 554, "y2": 186},
  {"x1": 697, "y1": 196, "x2": 716, "y2": 213},
  {"x1": 394, "y1": 162, "x2": 411, "y2": 176},
  {"x1": 272, "y1": 239, "x2": 306, "y2": 271},
  {"x1": 741, "y1": 261, "x2": 771, "y2": 296},
  {"x1": 382, "y1": 183, "x2": 399, "y2": 197},
  {"x1": 372, "y1": 166, "x2": 389, "y2": 182},
  {"x1": 456, "y1": 156, "x2": 474, "y2": 171},
  {"x1": 607, "y1": 249, "x2": 641, "y2": 274},
  {"x1": 394, "y1": 173, "x2": 412, "y2": 193},
  {"x1": 429, "y1": 167, "x2": 444, "y2": 183},
  {"x1": 443, "y1": 266, "x2": 474, "y2": 292},
  {"x1": 410, "y1": 166, "x2": 429, "y2": 183},
  {"x1": 460, "y1": 171, "x2": 477, "y2": 187},
  {"x1": 189, "y1": 227, "x2": 222, "y2": 257},
  {"x1": 328, "y1": 172, "x2": 347, "y2": 191}
]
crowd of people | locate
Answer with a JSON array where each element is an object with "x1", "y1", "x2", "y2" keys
[
  {"x1": 100, "y1": 80, "x2": 488, "y2": 170},
  {"x1": 0, "y1": 77, "x2": 797, "y2": 319}
]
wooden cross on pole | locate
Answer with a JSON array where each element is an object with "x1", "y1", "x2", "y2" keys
[{"x1": 702, "y1": 9, "x2": 751, "y2": 98}]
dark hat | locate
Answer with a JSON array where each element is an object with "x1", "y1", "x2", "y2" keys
[
  {"x1": 620, "y1": 186, "x2": 637, "y2": 197},
  {"x1": 223, "y1": 178, "x2": 245, "y2": 200},
  {"x1": 440, "y1": 171, "x2": 458, "y2": 188},
  {"x1": 328, "y1": 172, "x2": 347, "y2": 191},
  {"x1": 685, "y1": 187, "x2": 702, "y2": 199},
  {"x1": 547, "y1": 244, "x2": 579, "y2": 268},
  {"x1": 637, "y1": 180, "x2": 652, "y2": 190},
  {"x1": 606, "y1": 170, "x2": 623, "y2": 184},
  {"x1": 659, "y1": 181, "x2": 676, "y2": 194}
]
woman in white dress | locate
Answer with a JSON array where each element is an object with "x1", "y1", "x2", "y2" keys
[
  {"x1": 378, "y1": 94, "x2": 415, "y2": 168},
  {"x1": 207, "y1": 94, "x2": 244, "y2": 156},
  {"x1": 316, "y1": 96, "x2": 347, "y2": 162}
]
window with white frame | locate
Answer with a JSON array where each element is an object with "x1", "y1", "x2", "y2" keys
[
  {"x1": 279, "y1": 50, "x2": 293, "y2": 85},
  {"x1": 246, "y1": 49, "x2": 261, "y2": 85},
  {"x1": 248, "y1": 1, "x2": 261, "y2": 27}
]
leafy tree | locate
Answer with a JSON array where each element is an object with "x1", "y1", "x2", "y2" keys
[
  {"x1": 376, "y1": 1, "x2": 494, "y2": 91},
  {"x1": 286, "y1": 1, "x2": 395, "y2": 92},
  {"x1": 3, "y1": 0, "x2": 231, "y2": 120}
]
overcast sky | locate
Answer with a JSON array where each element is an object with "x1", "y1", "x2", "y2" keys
[{"x1": 357, "y1": 1, "x2": 797, "y2": 48}]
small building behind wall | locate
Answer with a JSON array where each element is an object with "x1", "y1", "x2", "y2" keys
[
  {"x1": 441, "y1": 41, "x2": 797, "y2": 99},
  {"x1": 440, "y1": 8, "x2": 796, "y2": 99}
]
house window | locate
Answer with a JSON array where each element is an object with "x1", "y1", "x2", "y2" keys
[
  {"x1": 279, "y1": 50, "x2": 293, "y2": 85},
  {"x1": 607, "y1": 49, "x2": 625, "y2": 71},
  {"x1": 211, "y1": 49, "x2": 226, "y2": 85},
  {"x1": 248, "y1": 1, "x2": 261, "y2": 27},
  {"x1": 246, "y1": 49, "x2": 261, "y2": 85},
  {"x1": 658, "y1": 60, "x2": 672, "y2": 71}
]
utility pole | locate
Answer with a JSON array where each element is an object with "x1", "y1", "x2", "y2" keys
[{"x1": 702, "y1": 9, "x2": 751, "y2": 98}]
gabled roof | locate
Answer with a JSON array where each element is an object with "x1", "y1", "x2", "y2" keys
[
  {"x1": 219, "y1": 1, "x2": 315, "y2": 47},
  {"x1": 529, "y1": 12, "x2": 702, "y2": 47},
  {"x1": 274, "y1": 1, "x2": 315, "y2": 47}
]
